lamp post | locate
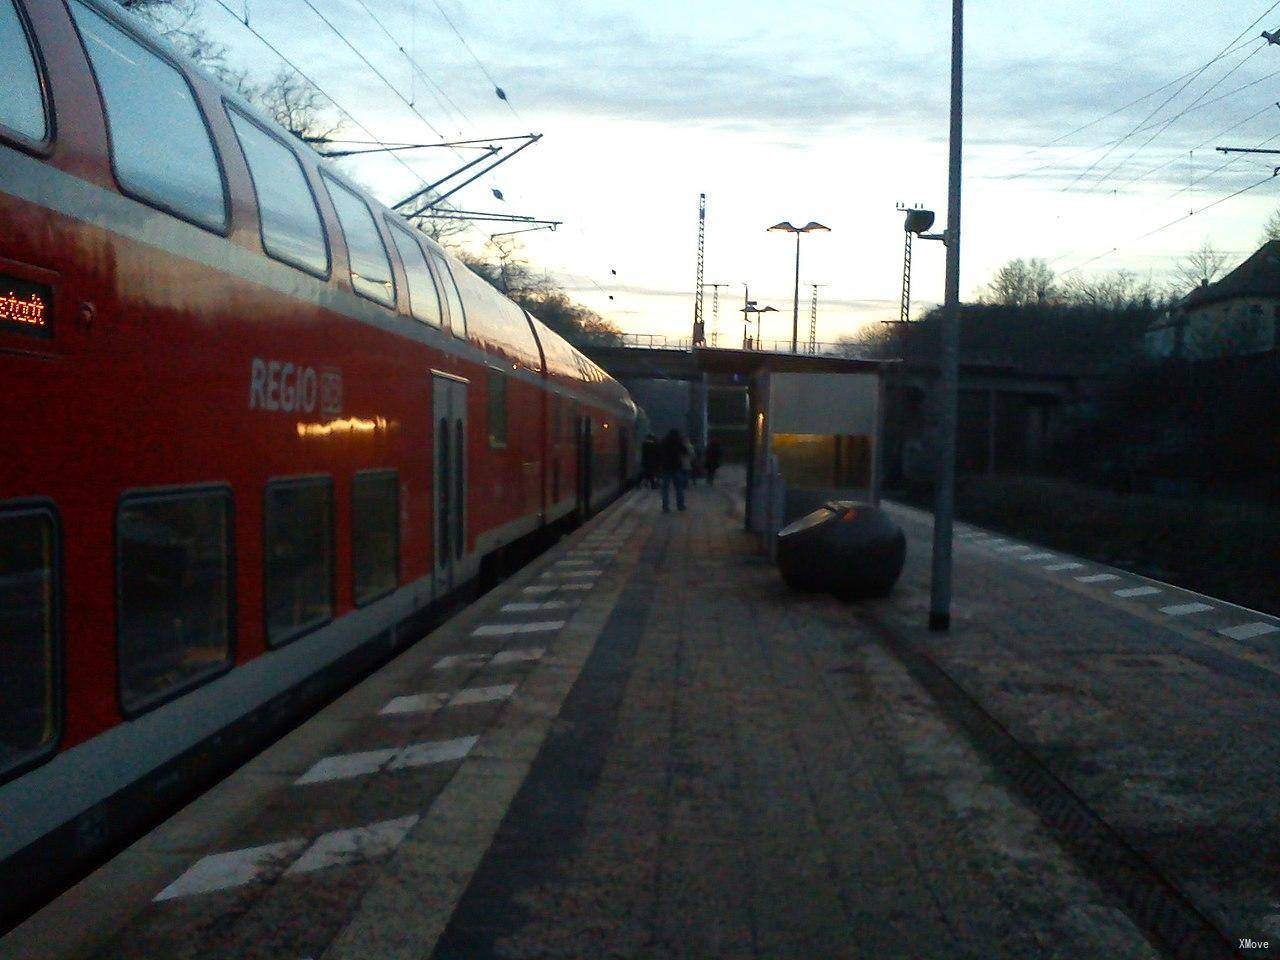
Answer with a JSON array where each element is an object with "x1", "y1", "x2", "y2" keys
[
  {"x1": 756, "y1": 305, "x2": 778, "y2": 348},
  {"x1": 767, "y1": 221, "x2": 831, "y2": 353}
]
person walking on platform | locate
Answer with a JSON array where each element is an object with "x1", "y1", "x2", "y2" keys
[
  {"x1": 705, "y1": 437, "x2": 723, "y2": 486},
  {"x1": 659, "y1": 428, "x2": 691, "y2": 512},
  {"x1": 640, "y1": 433, "x2": 660, "y2": 489}
]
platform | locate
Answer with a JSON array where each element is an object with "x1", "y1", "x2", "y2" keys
[{"x1": 12, "y1": 471, "x2": 1273, "y2": 959}]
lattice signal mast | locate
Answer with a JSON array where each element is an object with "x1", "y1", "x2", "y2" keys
[
  {"x1": 702, "y1": 282, "x2": 728, "y2": 347},
  {"x1": 692, "y1": 193, "x2": 706, "y2": 346},
  {"x1": 808, "y1": 283, "x2": 826, "y2": 354}
]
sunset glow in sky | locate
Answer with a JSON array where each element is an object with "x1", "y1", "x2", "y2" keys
[{"x1": 198, "y1": 0, "x2": 1280, "y2": 343}]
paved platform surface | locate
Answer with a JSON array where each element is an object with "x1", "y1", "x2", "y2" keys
[
  {"x1": 5, "y1": 478, "x2": 1188, "y2": 960},
  {"x1": 881, "y1": 502, "x2": 1280, "y2": 957}
]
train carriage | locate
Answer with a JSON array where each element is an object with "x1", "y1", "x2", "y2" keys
[{"x1": 0, "y1": 0, "x2": 638, "y2": 925}]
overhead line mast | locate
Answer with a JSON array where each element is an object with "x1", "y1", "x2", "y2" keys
[{"x1": 692, "y1": 193, "x2": 706, "y2": 347}]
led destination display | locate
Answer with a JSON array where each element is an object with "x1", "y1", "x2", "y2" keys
[{"x1": 0, "y1": 275, "x2": 52, "y2": 338}]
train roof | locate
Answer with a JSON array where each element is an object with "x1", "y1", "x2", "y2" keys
[{"x1": 73, "y1": 0, "x2": 632, "y2": 407}]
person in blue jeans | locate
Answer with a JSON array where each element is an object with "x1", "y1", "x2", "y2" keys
[{"x1": 659, "y1": 428, "x2": 692, "y2": 512}]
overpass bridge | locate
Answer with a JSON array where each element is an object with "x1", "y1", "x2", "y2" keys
[{"x1": 579, "y1": 340, "x2": 1082, "y2": 481}]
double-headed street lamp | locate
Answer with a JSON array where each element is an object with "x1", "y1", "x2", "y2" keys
[
  {"x1": 739, "y1": 299, "x2": 778, "y2": 349},
  {"x1": 767, "y1": 221, "x2": 831, "y2": 353}
]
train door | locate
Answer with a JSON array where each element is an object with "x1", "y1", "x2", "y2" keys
[
  {"x1": 577, "y1": 415, "x2": 593, "y2": 517},
  {"x1": 432, "y1": 374, "x2": 468, "y2": 593}
]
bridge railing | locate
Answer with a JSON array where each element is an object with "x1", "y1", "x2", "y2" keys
[{"x1": 616, "y1": 333, "x2": 849, "y2": 355}]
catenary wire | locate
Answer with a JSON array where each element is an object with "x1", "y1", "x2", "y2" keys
[{"x1": 1062, "y1": 0, "x2": 1280, "y2": 192}]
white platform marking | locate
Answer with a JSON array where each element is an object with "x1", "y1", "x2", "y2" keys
[
  {"x1": 432, "y1": 652, "x2": 487, "y2": 670},
  {"x1": 1160, "y1": 602, "x2": 1214, "y2": 617},
  {"x1": 540, "y1": 568, "x2": 602, "y2": 579},
  {"x1": 295, "y1": 736, "x2": 477, "y2": 785},
  {"x1": 285, "y1": 816, "x2": 419, "y2": 876},
  {"x1": 997, "y1": 544, "x2": 1031, "y2": 553},
  {"x1": 295, "y1": 747, "x2": 398, "y2": 784},
  {"x1": 1114, "y1": 586, "x2": 1162, "y2": 598},
  {"x1": 501, "y1": 599, "x2": 576, "y2": 612},
  {"x1": 379, "y1": 692, "x2": 449, "y2": 715},
  {"x1": 1076, "y1": 574, "x2": 1121, "y2": 583},
  {"x1": 1044, "y1": 562, "x2": 1085, "y2": 572},
  {"x1": 1020, "y1": 552, "x2": 1055, "y2": 561},
  {"x1": 392, "y1": 736, "x2": 479, "y2": 770},
  {"x1": 472, "y1": 620, "x2": 564, "y2": 638},
  {"x1": 154, "y1": 839, "x2": 308, "y2": 901},
  {"x1": 554, "y1": 559, "x2": 593, "y2": 566},
  {"x1": 491, "y1": 647, "x2": 545, "y2": 666},
  {"x1": 522, "y1": 584, "x2": 557, "y2": 595},
  {"x1": 1218, "y1": 622, "x2": 1280, "y2": 641},
  {"x1": 449, "y1": 683, "x2": 516, "y2": 706}
]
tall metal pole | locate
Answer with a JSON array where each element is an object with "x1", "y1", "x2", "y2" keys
[
  {"x1": 791, "y1": 232, "x2": 801, "y2": 353},
  {"x1": 928, "y1": 0, "x2": 964, "y2": 632},
  {"x1": 693, "y1": 193, "x2": 707, "y2": 346}
]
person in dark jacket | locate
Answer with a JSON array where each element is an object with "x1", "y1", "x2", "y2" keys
[
  {"x1": 659, "y1": 428, "x2": 691, "y2": 512},
  {"x1": 705, "y1": 438, "x2": 723, "y2": 485},
  {"x1": 640, "y1": 434, "x2": 660, "y2": 489}
]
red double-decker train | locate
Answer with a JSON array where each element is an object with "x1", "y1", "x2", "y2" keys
[{"x1": 0, "y1": 0, "x2": 639, "y2": 923}]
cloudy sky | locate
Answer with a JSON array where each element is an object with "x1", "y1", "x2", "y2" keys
[{"x1": 199, "y1": 0, "x2": 1280, "y2": 343}]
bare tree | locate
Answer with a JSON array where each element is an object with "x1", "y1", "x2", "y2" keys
[
  {"x1": 1261, "y1": 208, "x2": 1280, "y2": 246},
  {"x1": 1173, "y1": 239, "x2": 1229, "y2": 295},
  {"x1": 1060, "y1": 269, "x2": 1157, "y2": 310},
  {"x1": 979, "y1": 258, "x2": 1059, "y2": 306},
  {"x1": 240, "y1": 69, "x2": 342, "y2": 147}
]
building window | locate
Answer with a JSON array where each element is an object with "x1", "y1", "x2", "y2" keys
[
  {"x1": 488, "y1": 371, "x2": 508, "y2": 448},
  {"x1": 117, "y1": 488, "x2": 233, "y2": 714},
  {"x1": 0, "y1": 0, "x2": 47, "y2": 143},
  {"x1": 0, "y1": 504, "x2": 59, "y2": 778},
  {"x1": 264, "y1": 477, "x2": 333, "y2": 646},
  {"x1": 71, "y1": 1, "x2": 227, "y2": 231},
  {"x1": 352, "y1": 470, "x2": 398, "y2": 606},
  {"x1": 389, "y1": 225, "x2": 443, "y2": 326},
  {"x1": 323, "y1": 176, "x2": 394, "y2": 306},
  {"x1": 228, "y1": 109, "x2": 328, "y2": 277}
]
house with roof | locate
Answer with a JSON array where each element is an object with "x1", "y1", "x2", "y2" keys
[{"x1": 1146, "y1": 240, "x2": 1280, "y2": 360}]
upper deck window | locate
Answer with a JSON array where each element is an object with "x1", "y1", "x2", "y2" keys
[
  {"x1": 0, "y1": 0, "x2": 46, "y2": 142},
  {"x1": 228, "y1": 109, "x2": 328, "y2": 277},
  {"x1": 389, "y1": 223, "x2": 442, "y2": 326},
  {"x1": 428, "y1": 248, "x2": 467, "y2": 337},
  {"x1": 323, "y1": 176, "x2": 394, "y2": 307},
  {"x1": 71, "y1": 2, "x2": 227, "y2": 231}
]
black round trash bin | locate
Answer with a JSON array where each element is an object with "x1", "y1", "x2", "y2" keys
[{"x1": 776, "y1": 501, "x2": 906, "y2": 599}]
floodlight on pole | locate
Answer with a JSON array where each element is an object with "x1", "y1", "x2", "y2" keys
[{"x1": 767, "y1": 221, "x2": 831, "y2": 353}]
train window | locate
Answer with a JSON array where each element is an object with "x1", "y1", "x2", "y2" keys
[
  {"x1": 0, "y1": 505, "x2": 59, "y2": 778},
  {"x1": 264, "y1": 477, "x2": 333, "y2": 646},
  {"x1": 322, "y1": 176, "x2": 394, "y2": 307},
  {"x1": 388, "y1": 224, "x2": 443, "y2": 326},
  {"x1": 228, "y1": 109, "x2": 328, "y2": 278},
  {"x1": 352, "y1": 470, "x2": 398, "y2": 606},
  {"x1": 70, "y1": 2, "x2": 226, "y2": 232},
  {"x1": 488, "y1": 370, "x2": 508, "y2": 448},
  {"x1": 428, "y1": 249, "x2": 468, "y2": 337},
  {"x1": 117, "y1": 488, "x2": 233, "y2": 715},
  {"x1": 0, "y1": 0, "x2": 46, "y2": 143}
]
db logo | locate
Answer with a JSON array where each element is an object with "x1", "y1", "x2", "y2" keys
[{"x1": 320, "y1": 369, "x2": 343, "y2": 414}]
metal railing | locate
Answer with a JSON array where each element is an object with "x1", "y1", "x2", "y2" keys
[{"x1": 617, "y1": 333, "x2": 848, "y2": 356}]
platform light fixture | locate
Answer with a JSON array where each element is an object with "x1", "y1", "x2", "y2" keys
[{"x1": 767, "y1": 221, "x2": 831, "y2": 353}]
